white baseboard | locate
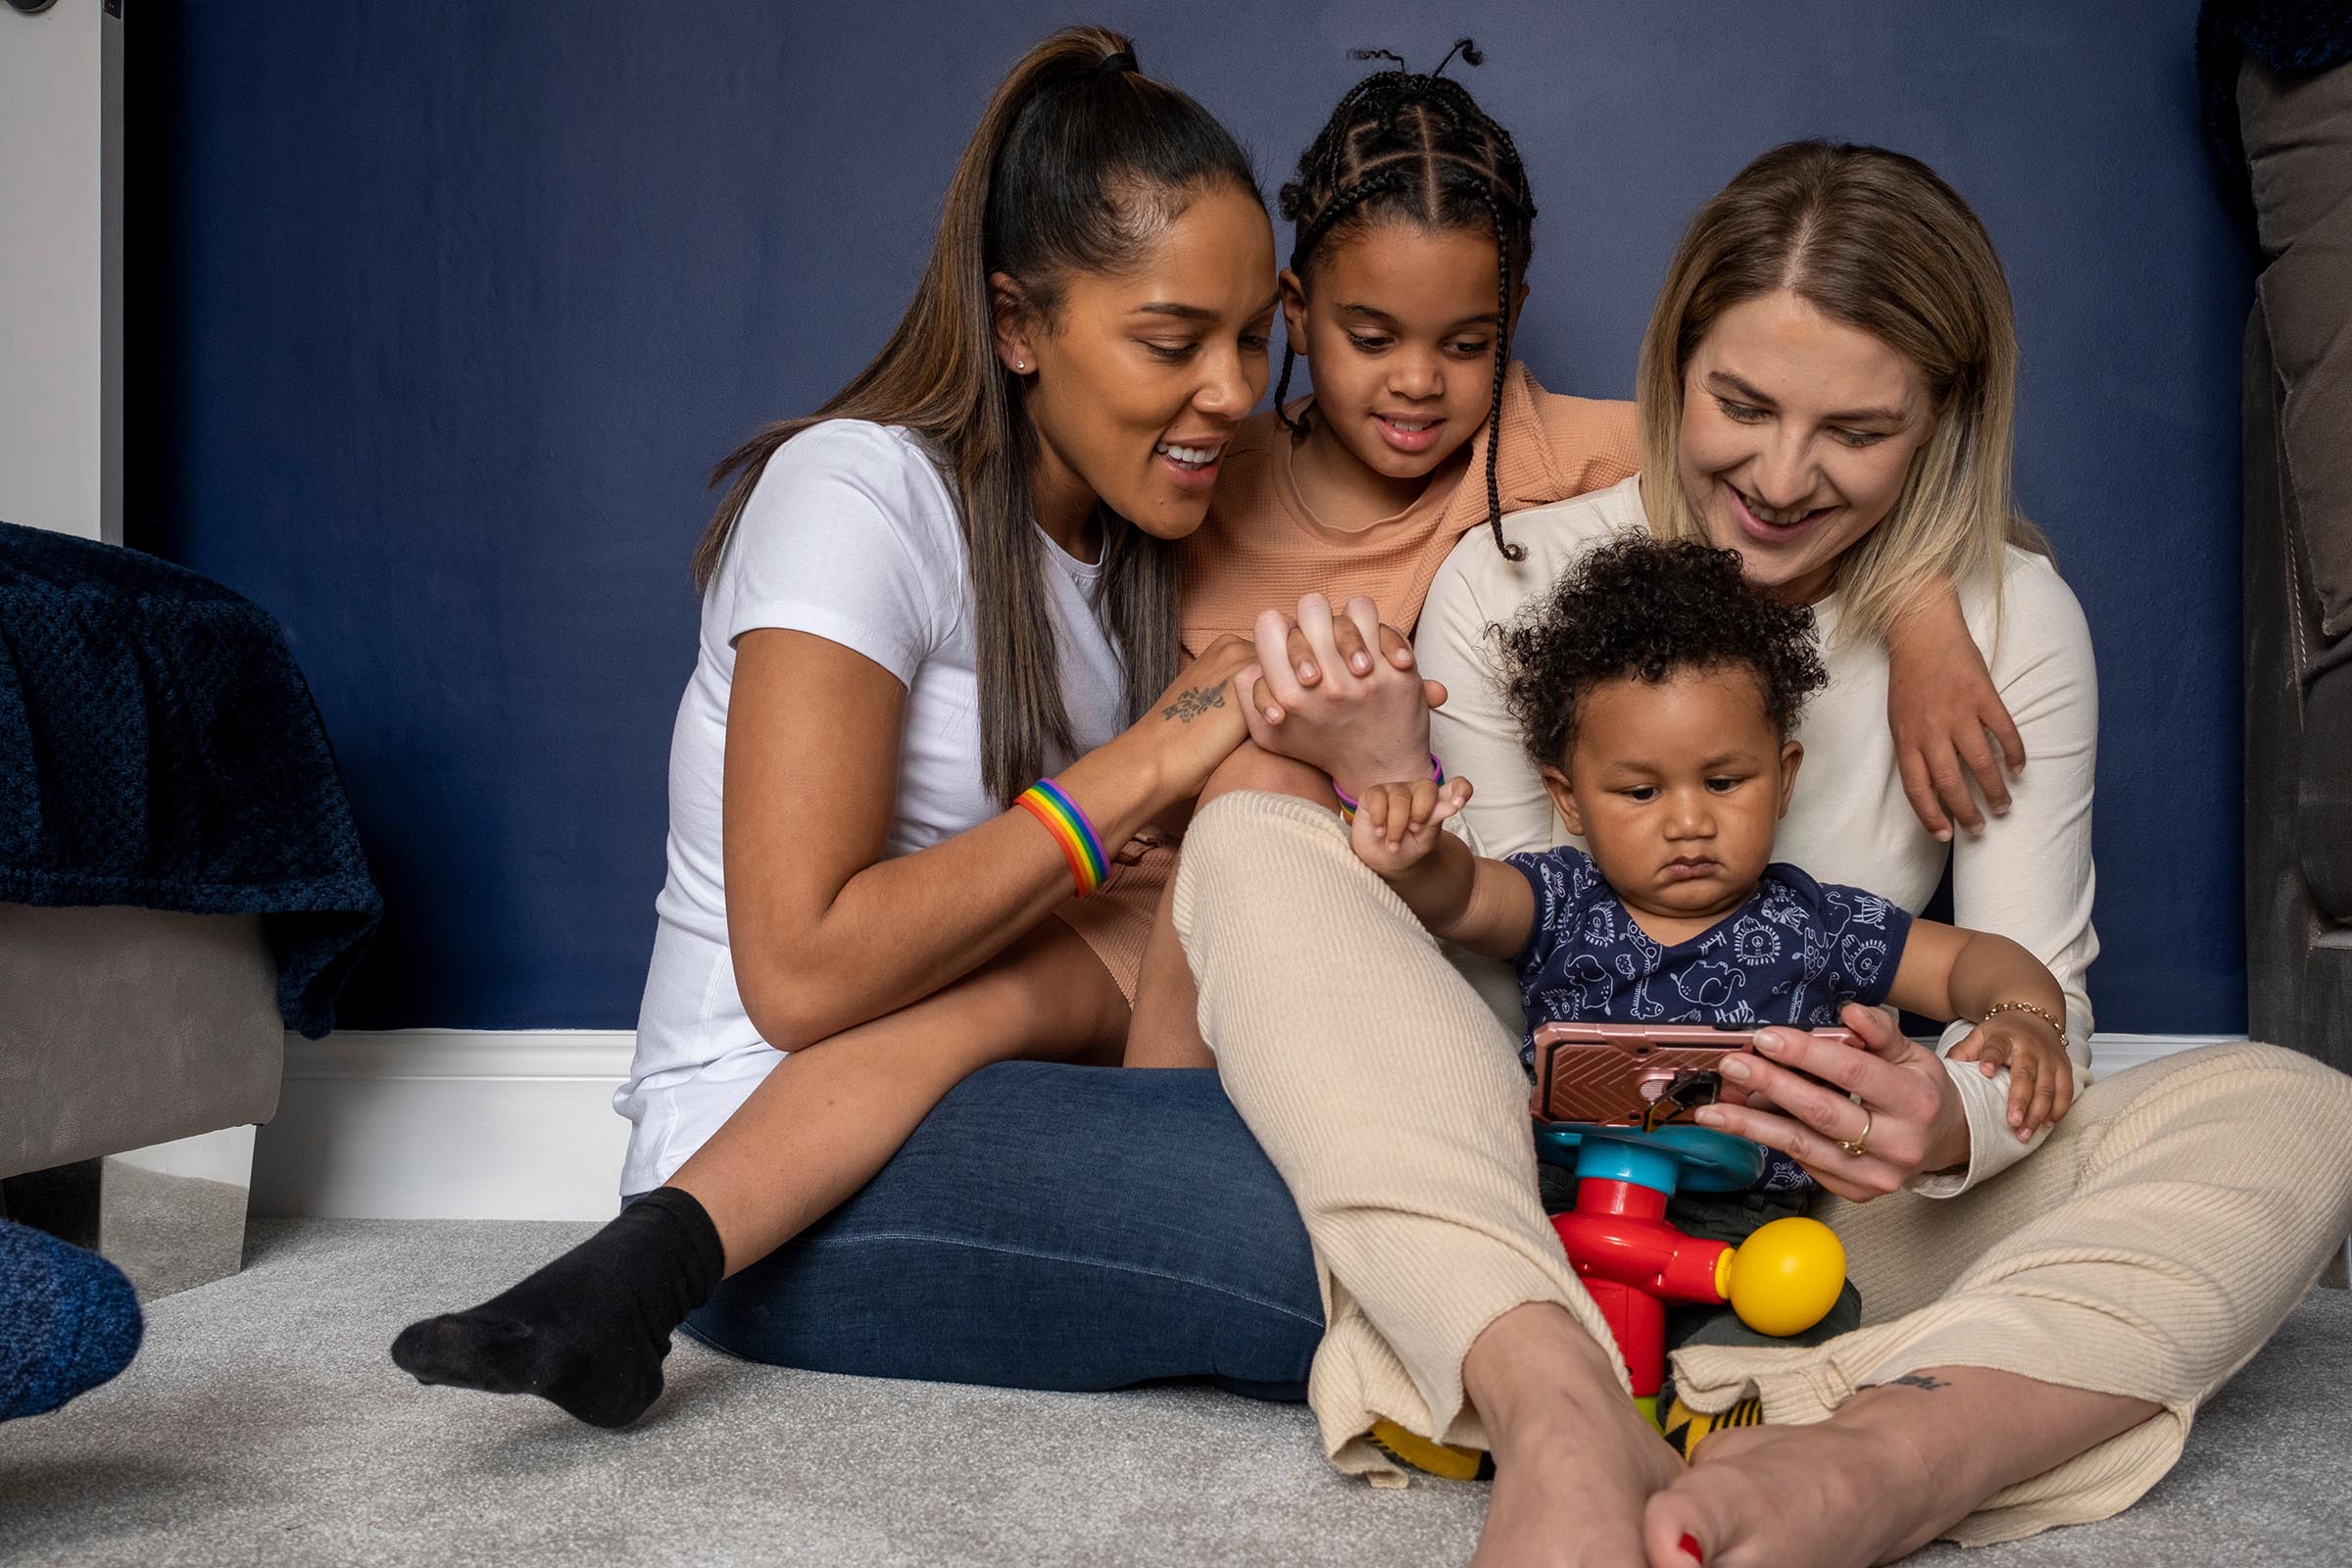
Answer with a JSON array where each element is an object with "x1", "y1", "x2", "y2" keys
[
  {"x1": 2079, "y1": 1033, "x2": 2247, "y2": 1078},
  {"x1": 255, "y1": 1031, "x2": 636, "y2": 1221},
  {"x1": 252, "y1": 1028, "x2": 2246, "y2": 1222}
]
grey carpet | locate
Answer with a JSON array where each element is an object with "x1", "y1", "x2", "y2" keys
[{"x1": 2, "y1": 1220, "x2": 2346, "y2": 1567}]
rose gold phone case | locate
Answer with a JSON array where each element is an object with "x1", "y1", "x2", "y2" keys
[{"x1": 1530, "y1": 1021, "x2": 1857, "y2": 1125}]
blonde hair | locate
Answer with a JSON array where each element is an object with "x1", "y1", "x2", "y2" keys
[{"x1": 1634, "y1": 140, "x2": 2047, "y2": 642}]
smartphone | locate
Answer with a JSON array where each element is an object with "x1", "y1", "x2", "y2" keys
[{"x1": 1529, "y1": 1021, "x2": 1858, "y2": 1126}]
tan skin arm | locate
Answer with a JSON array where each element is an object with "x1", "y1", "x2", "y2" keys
[
  {"x1": 1362, "y1": 816, "x2": 1538, "y2": 962},
  {"x1": 1886, "y1": 579, "x2": 2029, "y2": 840},
  {"x1": 1882, "y1": 916, "x2": 2076, "y2": 1128},
  {"x1": 724, "y1": 627, "x2": 1254, "y2": 1052},
  {"x1": 1339, "y1": 775, "x2": 1540, "y2": 958},
  {"x1": 1882, "y1": 919, "x2": 2063, "y2": 1029}
]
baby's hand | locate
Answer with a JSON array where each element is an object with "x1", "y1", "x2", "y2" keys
[
  {"x1": 1948, "y1": 1016, "x2": 2074, "y2": 1140},
  {"x1": 1348, "y1": 776, "x2": 1472, "y2": 877}
]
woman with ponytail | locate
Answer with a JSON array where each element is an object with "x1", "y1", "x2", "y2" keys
[{"x1": 390, "y1": 28, "x2": 1306, "y2": 1427}]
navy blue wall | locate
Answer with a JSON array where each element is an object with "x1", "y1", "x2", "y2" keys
[{"x1": 147, "y1": 1, "x2": 2251, "y2": 1032}]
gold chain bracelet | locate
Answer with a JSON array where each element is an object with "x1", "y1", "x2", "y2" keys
[{"x1": 1982, "y1": 999, "x2": 2069, "y2": 1054}]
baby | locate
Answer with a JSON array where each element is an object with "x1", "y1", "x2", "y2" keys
[{"x1": 1349, "y1": 535, "x2": 2077, "y2": 1166}]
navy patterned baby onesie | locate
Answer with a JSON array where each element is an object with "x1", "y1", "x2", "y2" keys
[{"x1": 1505, "y1": 845, "x2": 1915, "y2": 1193}]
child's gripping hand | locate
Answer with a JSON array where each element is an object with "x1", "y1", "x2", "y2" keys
[
  {"x1": 1348, "y1": 776, "x2": 1473, "y2": 878},
  {"x1": 1948, "y1": 1015, "x2": 2075, "y2": 1140}
]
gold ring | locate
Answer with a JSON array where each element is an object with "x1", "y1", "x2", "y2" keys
[{"x1": 1840, "y1": 1109, "x2": 1873, "y2": 1159}]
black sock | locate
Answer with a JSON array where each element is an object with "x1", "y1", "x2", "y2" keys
[{"x1": 390, "y1": 1186, "x2": 725, "y2": 1428}]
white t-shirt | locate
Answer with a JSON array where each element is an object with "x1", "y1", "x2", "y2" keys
[
  {"x1": 616, "y1": 420, "x2": 1128, "y2": 1195},
  {"x1": 1418, "y1": 475, "x2": 2100, "y2": 1197}
]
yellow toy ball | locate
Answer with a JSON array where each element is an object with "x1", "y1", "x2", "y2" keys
[{"x1": 1722, "y1": 1217, "x2": 1846, "y2": 1337}]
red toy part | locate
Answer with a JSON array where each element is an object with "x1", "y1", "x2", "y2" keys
[{"x1": 1548, "y1": 1177, "x2": 1732, "y2": 1398}]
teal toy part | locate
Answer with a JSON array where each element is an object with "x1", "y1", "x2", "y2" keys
[{"x1": 1531, "y1": 1122, "x2": 1766, "y2": 1195}]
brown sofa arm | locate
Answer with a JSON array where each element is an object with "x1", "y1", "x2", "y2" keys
[{"x1": 2244, "y1": 302, "x2": 2352, "y2": 1074}]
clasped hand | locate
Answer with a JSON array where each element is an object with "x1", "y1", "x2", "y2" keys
[
  {"x1": 1348, "y1": 775, "x2": 1475, "y2": 872},
  {"x1": 1236, "y1": 594, "x2": 1446, "y2": 794}
]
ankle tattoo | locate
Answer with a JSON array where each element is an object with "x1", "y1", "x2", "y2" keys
[{"x1": 1876, "y1": 1372, "x2": 1951, "y2": 1393}]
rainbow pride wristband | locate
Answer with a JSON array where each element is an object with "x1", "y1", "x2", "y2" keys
[
  {"x1": 1016, "y1": 778, "x2": 1109, "y2": 898},
  {"x1": 1331, "y1": 755, "x2": 1445, "y2": 823}
]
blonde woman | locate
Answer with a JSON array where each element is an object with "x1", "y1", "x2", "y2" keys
[{"x1": 1181, "y1": 140, "x2": 2352, "y2": 1566}]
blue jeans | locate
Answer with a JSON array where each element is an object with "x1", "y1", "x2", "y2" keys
[{"x1": 666, "y1": 1060, "x2": 1322, "y2": 1399}]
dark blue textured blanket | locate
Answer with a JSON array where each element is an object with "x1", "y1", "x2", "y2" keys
[
  {"x1": 0, "y1": 520, "x2": 381, "y2": 1037},
  {"x1": 2199, "y1": 0, "x2": 2352, "y2": 181},
  {"x1": 0, "y1": 1219, "x2": 141, "y2": 1423}
]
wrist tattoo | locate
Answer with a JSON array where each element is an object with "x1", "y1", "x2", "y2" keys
[{"x1": 1161, "y1": 686, "x2": 1227, "y2": 723}]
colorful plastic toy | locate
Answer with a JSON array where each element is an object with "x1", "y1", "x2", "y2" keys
[
  {"x1": 1535, "y1": 1119, "x2": 1845, "y2": 1425},
  {"x1": 1360, "y1": 1096, "x2": 1852, "y2": 1479}
]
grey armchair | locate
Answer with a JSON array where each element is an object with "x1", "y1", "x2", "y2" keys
[{"x1": 0, "y1": 906, "x2": 283, "y2": 1298}]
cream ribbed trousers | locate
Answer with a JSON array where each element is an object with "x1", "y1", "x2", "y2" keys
[{"x1": 1172, "y1": 791, "x2": 2352, "y2": 1544}]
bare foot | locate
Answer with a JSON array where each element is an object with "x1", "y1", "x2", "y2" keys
[
  {"x1": 1641, "y1": 1369, "x2": 2159, "y2": 1567},
  {"x1": 1464, "y1": 1305, "x2": 1687, "y2": 1568},
  {"x1": 1640, "y1": 1420, "x2": 1959, "y2": 1568}
]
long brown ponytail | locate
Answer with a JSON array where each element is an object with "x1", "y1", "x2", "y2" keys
[{"x1": 691, "y1": 26, "x2": 1258, "y2": 805}]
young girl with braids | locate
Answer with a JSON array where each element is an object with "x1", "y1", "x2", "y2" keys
[{"x1": 1178, "y1": 41, "x2": 1635, "y2": 658}]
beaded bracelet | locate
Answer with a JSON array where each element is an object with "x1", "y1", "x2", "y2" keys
[
  {"x1": 1982, "y1": 999, "x2": 2069, "y2": 1054},
  {"x1": 1331, "y1": 755, "x2": 1446, "y2": 824},
  {"x1": 1016, "y1": 778, "x2": 1108, "y2": 898}
]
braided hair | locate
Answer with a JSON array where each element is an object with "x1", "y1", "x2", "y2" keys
[{"x1": 1275, "y1": 39, "x2": 1537, "y2": 560}]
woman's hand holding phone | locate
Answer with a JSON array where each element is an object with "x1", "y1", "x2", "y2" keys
[{"x1": 1694, "y1": 1003, "x2": 1972, "y2": 1201}]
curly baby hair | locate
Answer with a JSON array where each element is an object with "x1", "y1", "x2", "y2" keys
[
  {"x1": 1497, "y1": 535, "x2": 1830, "y2": 771},
  {"x1": 1275, "y1": 38, "x2": 1537, "y2": 560}
]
